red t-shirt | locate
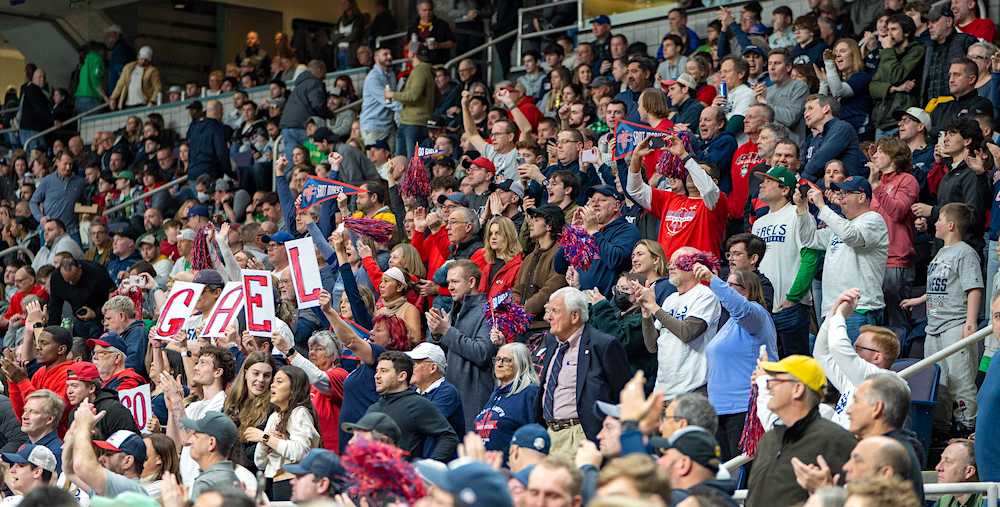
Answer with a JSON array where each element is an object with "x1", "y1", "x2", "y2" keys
[
  {"x1": 959, "y1": 18, "x2": 996, "y2": 43},
  {"x1": 729, "y1": 141, "x2": 764, "y2": 220},
  {"x1": 649, "y1": 187, "x2": 729, "y2": 258},
  {"x1": 3, "y1": 284, "x2": 48, "y2": 320},
  {"x1": 642, "y1": 118, "x2": 676, "y2": 180}
]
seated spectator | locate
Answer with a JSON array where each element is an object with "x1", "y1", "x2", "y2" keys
[
  {"x1": 664, "y1": 73, "x2": 705, "y2": 128},
  {"x1": 933, "y1": 438, "x2": 980, "y2": 507},
  {"x1": 1, "y1": 444, "x2": 58, "y2": 503},
  {"x1": 844, "y1": 476, "x2": 921, "y2": 507},
  {"x1": 594, "y1": 453, "x2": 672, "y2": 505},
  {"x1": 791, "y1": 15, "x2": 828, "y2": 65},
  {"x1": 694, "y1": 107, "x2": 737, "y2": 193},
  {"x1": 282, "y1": 449, "x2": 350, "y2": 503},
  {"x1": 714, "y1": 56, "x2": 756, "y2": 123},
  {"x1": 616, "y1": 57, "x2": 654, "y2": 122},
  {"x1": 64, "y1": 406, "x2": 149, "y2": 498},
  {"x1": 404, "y1": 343, "x2": 464, "y2": 439},
  {"x1": 64, "y1": 362, "x2": 139, "y2": 440},
  {"x1": 648, "y1": 427, "x2": 735, "y2": 506}
]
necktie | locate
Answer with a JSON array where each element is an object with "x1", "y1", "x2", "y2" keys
[{"x1": 543, "y1": 341, "x2": 570, "y2": 422}]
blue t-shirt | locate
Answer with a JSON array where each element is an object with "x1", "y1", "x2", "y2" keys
[
  {"x1": 473, "y1": 383, "x2": 540, "y2": 464},
  {"x1": 338, "y1": 342, "x2": 385, "y2": 453},
  {"x1": 977, "y1": 353, "x2": 1000, "y2": 480}
]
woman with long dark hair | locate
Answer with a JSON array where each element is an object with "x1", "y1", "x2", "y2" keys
[
  {"x1": 223, "y1": 352, "x2": 276, "y2": 474},
  {"x1": 248, "y1": 365, "x2": 320, "y2": 501},
  {"x1": 140, "y1": 432, "x2": 180, "y2": 499}
]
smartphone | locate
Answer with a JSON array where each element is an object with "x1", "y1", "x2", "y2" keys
[
  {"x1": 580, "y1": 148, "x2": 600, "y2": 164},
  {"x1": 798, "y1": 184, "x2": 810, "y2": 198},
  {"x1": 648, "y1": 137, "x2": 666, "y2": 150},
  {"x1": 547, "y1": 138, "x2": 557, "y2": 148}
]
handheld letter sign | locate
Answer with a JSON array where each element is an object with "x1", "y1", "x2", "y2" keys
[
  {"x1": 154, "y1": 282, "x2": 204, "y2": 339},
  {"x1": 285, "y1": 237, "x2": 323, "y2": 309},
  {"x1": 201, "y1": 282, "x2": 245, "y2": 338},
  {"x1": 118, "y1": 384, "x2": 152, "y2": 432},
  {"x1": 242, "y1": 269, "x2": 275, "y2": 337}
]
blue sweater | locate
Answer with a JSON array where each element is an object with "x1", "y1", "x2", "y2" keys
[
  {"x1": 802, "y1": 118, "x2": 865, "y2": 182},
  {"x1": 554, "y1": 215, "x2": 640, "y2": 297},
  {"x1": 421, "y1": 380, "x2": 466, "y2": 459},
  {"x1": 338, "y1": 342, "x2": 384, "y2": 453},
  {"x1": 978, "y1": 354, "x2": 1000, "y2": 480},
  {"x1": 705, "y1": 277, "x2": 778, "y2": 415},
  {"x1": 473, "y1": 383, "x2": 540, "y2": 463},
  {"x1": 694, "y1": 132, "x2": 737, "y2": 193}
]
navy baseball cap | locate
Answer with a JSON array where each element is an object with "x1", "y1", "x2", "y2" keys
[
  {"x1": 366, "y1": 139, "x2": 390, "y2": 151},
  {"x1": 86, "y1": 332, "x2": 128, "y2": 356},
  {"x1": 93, "y1": 430, "x2": 148, "y2": 465},
  {"x1": 261, "y1": 230, "x2": 294, "y2": 245},
  {"x1": 590, "y1": 15, "x2": 611, "y2": 25},
  {"x1": 415, "y1": 460, "x2": 514, "y2": 507},
  {"x1": 283, "y1": 449, "x2": 349, "y2": 492},
  {"x1": 649, "y1": 426, "x2": 722, "y2": 473},
  {"x1": 742, "y1": 45, "x2": 766, "y2": 58},
  {"x1": 586, "y1": 184, "x2": 624, "y2": 201},
  {"x1": 187, "y1": 205, "x2": 210, "y2": 218},
  {"x1": 192, "y1": 269, "x2": 225, "y2": 288},
  {"x1": 510, "y1": 424, "x2": 550, "y2": 454},
  {"x1": 437, "y1": 192, "x2": 470, "y2": 208},
  {"x1": 831, "y1": 176, "x2": 872, "y2": 201}
]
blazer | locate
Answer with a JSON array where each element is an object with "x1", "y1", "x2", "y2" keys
[
  {"x1": 535, "y1": 324, "x2": 630, "y2": 441},
  {"x1": 110, "y1": 61, "x2": 162, "y2": 109}
]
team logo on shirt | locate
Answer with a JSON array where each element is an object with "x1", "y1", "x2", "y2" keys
[
  {"x1": 663, "y1": 205, "x2": 698, "y2": 236},
  {"x1": 475, "y1": 406, "x2": 505, "y2": 441},
  {"x1": 755, "y1": 224, "x2": 787, "y2": 243}
]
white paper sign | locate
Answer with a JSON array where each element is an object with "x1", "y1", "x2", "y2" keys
[
  {"x1": 242, "y1": 269, "x2": 275, "y2": 337},
  {"x1": 119, "y1": 383, "x2": 152, "y2": 432},
  {"x1": 285, "y1": 237, "x2": 323, "y2": 309},
  {"x1": 154, "y1": 282, "x2": 204, "y2": 339},
  {"x1": 201, "y1": 282, "x2": 245, "y2": 338}
]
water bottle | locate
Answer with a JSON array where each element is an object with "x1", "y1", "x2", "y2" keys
[
  {"x1": 409, "y1": 33, "x2": 419, "y2": 56},
  {"x1": 719, "y1": 80, "x2": 728, "y2": 99},
  {"x1": 61, "y1": 317, "x2": 72, "y2": 330}
]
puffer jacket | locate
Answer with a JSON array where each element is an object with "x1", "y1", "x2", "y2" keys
[{"x1": 434, "y1": 292, "x2": 496, "y2": 430}]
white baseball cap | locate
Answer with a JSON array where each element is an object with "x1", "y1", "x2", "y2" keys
[
  {"x1": 894, "y1": 107, "x2": 931, "y2": 130},
  {"x1": 406, "y1": 342, "x2": 447, "y2": 372}
]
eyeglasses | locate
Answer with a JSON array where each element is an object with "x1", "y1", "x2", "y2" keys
[
  {"x1": 765, "y1": 377, "x2": 800, "y2": 388},
  {"x1": 728, "y1": 282, "x2": 745, "y2": 289},
  {"x1": 447, "y1": 220, "x2": 469, "y2": 227},
  {"x1": 494, "y1": 357, "x2": 514, "y2": 365},
  {"x1": 854, "y1": 344, "x2": 882, "y2": 355}
]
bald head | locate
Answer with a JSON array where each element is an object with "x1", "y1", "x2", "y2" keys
[
  {"x1": 845, "y1": 436, "x2": 911, "y2": 484},
  {"x1": 205, "y1": 99, "x2": 223, "y2": 119}
]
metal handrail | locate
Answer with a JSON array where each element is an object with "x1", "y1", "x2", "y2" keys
[
  {"x1": 375, "y1": 32, "x2": 407, "y2": 48},
  {"x1": 0, "y1": 244, "x2": 35, "y2": 262},
  {"x1": 444, "y1": 28, "x2": 518, "y2": 69},
  {"x1": 102, "y1": 175, "x2": 188, "y2": 216},
  {"x1": 22, "y1": 102, "x2": 108, "y2": 147}
]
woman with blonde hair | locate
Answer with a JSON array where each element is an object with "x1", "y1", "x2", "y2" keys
[
  {"x1": 223, "y1": 352, "x2": 277, "y2": 474},
  {"x1": 540, "y1": 66, "x2": 572, "y2": 119},
  {"x1": 631, "y1": 239, "x2": 674, "y2": 303},
  {"x1": 471, "y1": 216, "x2": 523, "y2": 300},
  {"x1": 472, "y1": 342, "x2": 539, "y2": 463},
  {"x1": 818, "y1": 38, "x2": 873, "y2": 138}
]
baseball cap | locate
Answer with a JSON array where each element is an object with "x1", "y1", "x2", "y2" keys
[
  {"x1": 185, "y1": 100, "x2": 203, "y2": 111},
  {"x1": 595, "y1": 400, "x2": 621, "y2": 418},
  {"x1": 526, "y1": 204, "x2": 564, "y2": 223},
  {"x1": 759, "y1": 166, "x2": 798, "y2": 188},
  {"x1": 312, "y1": 126, "x2": 337, "y2": 144},
  {"x1": 192, "y1": 269, "x2": 225, "y2": 288},
  {"x1": 168, "y1": 85, "x2": 182, "y2": 94},
  {"x1": 180, "y1": 411, "x2": 239, "y2": 455},
  {"x1": 468, "y1": 157, "x2": 496, "y2": 174},
  {"x1": 760, "y1": 354, "x2": 827, "y2": 393},
  {"x1": 366, "y1": 139, "x2": 390, "y2": 151},
  {"x1": 342, "y1": 412, "x2": 402, "y2": 444},
  {"x1": 742, "y1": 45, "x2": 766, "y2": 58},
  {"x1": 543, "y1": 44, "x2": 564, "y2": 57},
  {"x1": 110, "y1": 223, "x2": 140, "y2": 241},
  {"x1": 893, "y1": 107, "x2": 931, "y2": 130},
  {"x1": 510, "y1": 424, "x2": 550, "y2": 454},
  {"x1": 512, "y1": 464, "x2": 535, "y2": 486},
  {"x1": 649, "y1": 426, "x2": 722, "y2": 473},
  {"x1": 187, "y1": 204, "x2": 210, "y2": 219},
  {"x1": 590, "y1": 15, "x2": 611, "y2": 25},
  {"x1": 662, "y1": 72, "x2": 697, "y2": 91},
  {"x1": 406, "y1": 342, "x2": 447, "y2": 372},
  {"x1": 437, "y1": 192, "x2": 470, "y2": 207},
  {"x1": 497, "y1": 179, "x2": 525, "y2": 198},
  {"x1": 138, "y1": 234, "x2": 157, "y2": 246},
  {"x1": 262, "y1": 230, "x2": 294, "y2": 245},
  {"x1": 86, "y1": 332, "x2": 128, "y2": 356},
  {"x1": 415, "y1": 460, "x2": 514, "y2": 507},
  {"x1": 283, "y1": 449, "x2": 349, "y2": 492},
  {"x1": 93, "y1": 430, "x2": 148, "y2": 464},
  {"x1": 179, "y1": 228, "x2": 196, "y2": 241},
  {"x1": 586, "y1": 184, "x2": 624, "y2": 201},
  {"x1": 114, "y1": 170, "x2": 134, "y2": 181},
  {"x1": 2, "y1": 444, "x2": 57, "y2": 472},
  {"x1": 66, "y1": 361, "x2": 101, "y2": 383},
  {"x1": 831, "y1": 176, "x2": 873, "y2": 201},
  {"x1": 927, "y1": 3, "x2": 954, "y2": 21}
]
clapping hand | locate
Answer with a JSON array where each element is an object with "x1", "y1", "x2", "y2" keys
[
  {"x1": 425, "y1": 307, "x2": 451, "y2": 336},
  {"x1": 791, "y1": 455, "x2": 838, "y2": 493}
]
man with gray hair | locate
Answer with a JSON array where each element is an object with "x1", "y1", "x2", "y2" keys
[
  {"x1": 19, "y1": 390, "x2": 64, "y2": 472},
  {"x1": 406, "y1": 342, "x2": 465, "y2": 438},
  {"x1": 536, "y1": 286, "x2": 630, "y2": 460},
  {"x1": 101, "y1": 294, "x2": 148, "y2": 381}
]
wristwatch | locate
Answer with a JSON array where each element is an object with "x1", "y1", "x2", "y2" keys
[
  {"x1": 285, "y1": 348, "x2": 296, "y2": 358},
  {"x1": 184, "y1": 350, "x2": 193, "y2": 358},
  {"x1": 262, "y1": 433, "x2": 271, "y2": 443}
]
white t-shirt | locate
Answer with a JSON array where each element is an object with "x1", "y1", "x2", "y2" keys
[
  {"x1": 653, "y1": 283, "x2": 721, "y2": 398},
  {"x1": 126, "y1": 66, "x2": 145, "y2": 106},
  {"x1": 752, "y1": 203, "x2": 811, "y2": 311},
  {"x1": 180, "y1": 390, "x2": 227, "y2": 486}
]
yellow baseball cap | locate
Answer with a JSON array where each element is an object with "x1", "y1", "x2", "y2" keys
[{"x1": 761, "y1": 355, "x2": 827, "y2": 393}]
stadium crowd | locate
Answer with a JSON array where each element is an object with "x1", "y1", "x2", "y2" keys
[{"x1": 3, "y1": 0, "x2": 1000, "y2": 505}]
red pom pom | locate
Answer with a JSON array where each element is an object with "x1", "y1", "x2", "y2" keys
[
  {"x1": 344, "y1": 217, "x2": 396, "y2": 244},
  {"x1": 342, "y1": 437, "x2": 427, "y2": 504},
  {"x1": 400, "y1": 153, "x2": 431, "y2": 199}
]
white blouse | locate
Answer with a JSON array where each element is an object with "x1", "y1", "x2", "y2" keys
[{"x1": 253, "y1": 406, "x2": 320, "y2": 478}]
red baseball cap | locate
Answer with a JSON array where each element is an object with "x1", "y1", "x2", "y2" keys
[
  {"x1": 468, "y1": 157, "x2": 496, "y2": 173},
  {"x1": 66, "y1": 361, "x2": 101, "y2": 383}
]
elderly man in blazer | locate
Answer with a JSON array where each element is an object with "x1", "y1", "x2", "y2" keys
[
  {"x1": 109, "y1": 46, "x2": 162, "y2": 110},
  {"x1": 536, "y1": 286, "x2": 630, "y2": 461}
]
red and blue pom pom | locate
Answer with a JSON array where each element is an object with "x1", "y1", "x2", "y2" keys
[
  {"x1": 656, "y1": 130, "x2": 695, "y2": 180},
  {"x1": 400, "y1": 152, "x2": 430, "y2": 199},
  {"x1": 484, "y1": 291, "x2": 532, "y2": 341},
  {"x1": 344, "y1": 217, "x2": 396, "y2": 244},
  {"x1": 673, "y1": 250, "x2": 721, "y2": 273},
  {"x1": 343, "y1": 437, "x2": 426, "y2": 505},
  {"x1": 559, "y1": 225, "x2": 601, "y2": 271}
]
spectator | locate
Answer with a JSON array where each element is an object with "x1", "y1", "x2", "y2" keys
[
  {"x1": 106, "y1": 228, "x2": 140, "y2": 282},
  {"x1": 933, "y1": 438, "x2": 981, "y2": 506},
  {"x1": 536, "y1": 287, "x2": 629, "y2": 459},
  {"x1": 473, "y1": 343, "x2": 541, "y2": 461},
  {"x1": 844, "y1": 475, "x2": 920, "y2": 507},
  {"x1": 283, "y1": 449, "x2": 350, "y2": 502},
  {"x1": 513, "y1": 204, "x2": 568, "y2": 331},
  {"x1": 385, "y1": 47, "x2": 436, "y2": 158},
  {"x1": 85, "y1": 332, "x2": 144, "y2": 392},
  {"x1": 11, "y1": 389, "x2": 64, "y2": 472},
  {"x1": 235, "y1": 30, "x2": 270, "y2": 81},
  {"x1": 45, "y1": 256, "x2": 114, "y2": 337},
  {"x1": 363, "y1": 350, "x2": 459, "y2": 461},
  {"x1": 463, "y1": 97, "x2": 519, "y2": 181},
  {"x1": 953, "y1": 0, "x2": 995, "y2": 49},
  {"x1": 929, "y1": 57, "x2": 994, "y2": 130},
  {"x1": 65, "y1": 413, "x2": 148, "y2": 497},
  {"x1": 186, "y1": 100, "x2": 233, "y2": 181},
  {"x1": 74, "y1": 42, "x2": 109, "y2": 115},
  {"x1": 359, "y1": 46, "x2": 399, "y2": 148},
  {"x1": 405, "y1": 342, "x2": 464, "y2": 438},
  {"x1": 922, "y1": 5, "x2": 976, "y2": 105},
  {"x1": 802, "y1": 95, "x2": 866, "y2": 181},
  {"x1": 593, "y1": 453, "x2": 672, "y2": 505},
  {"x1": 407, "y1": 0, "x2": 456, "y2": 65},
  {"x1": 109, "y1": 46, "x2": 161, "y2": 111},
  {"x1": 32, "y1": 220, "x2": 83, "y2": 272},
  {"x1": 902, "y1": 202, "x2": 982, "y2": 430},
  {"x1": 656, "y1": 35, "x2": 688, "y2": 82},
  {"x1": 525, "y1": 457, "x2": 584, "y2": 507},
  {"x1": 63, "y1": 362, "x2": 139, "y2": 439},
  {"x1": 745, "y1": 355, "x2": 856, "y2": 507},
  {"x1": 742, "y1": 46, "x2": 769, "y2": 85},
  {"x1": 758, "y1": 49, "x2": 810, "y2": 139},
  {"x1": 714, "y1": 56, "x2": 756, "y2": 122},
  {"x1": 791, "y1": 15, "x2": 828, "y2": 65},
  {"x1": 97, "y1": 295, "x2": 148, "y2": 382},
  {"x1": 31, "y1": 152, "x2": 86, "y2": 244},
  {"x1": 0, "y1": 266, "x2": 46, "y2": 332},
  {"x1": 0, "y1": 444, "x2": 57, "y2": 503},
  {"x1": 616, "y1": 57, "x2": 653, "y2": 122},
  {"x1": 518, "y1": 51, "x2": 546, "y2": 99},
  {"x1": 416, "y1": 460, "x2": 514, "y2": 507},
  {"x1": 769, "y1": 6, "x2": 797, "y2": 49},
  {"x1": 19, "y1": 68, "x2": 52, "y2": 153},
  {"x1": 895, "y1": 107, "x2": 933, "y2": 188},
  {"x1": 818, "y1": 39, "x2": 874, "y2": 138},
  {"x1": 728, "y1": 104, "x2": 772, "y2": 225},
  {"x1": 649, "y1": 427, "x2": 735, "y2": 505},
  {"x1": 694, "y1": 106, "x2": 737, "y2": 193},
  {"x1": 664, "y1": 73, "x2": 705, "y2": 128},
  {"x1": 279, "y1": 60, "x2": 329, "y2": 161},
  {"x1": 104, "y1": 25, "x2": 134, "y2": 96},
  {"x1": 870, "y1": 14, "x2": 925, "y2": 138},
  {"x1": 667, "y1": 8, "x2": 701, "y2": 55},
  {"x1": 496, "y1": 81, "x2": 543, "y2": 135}
]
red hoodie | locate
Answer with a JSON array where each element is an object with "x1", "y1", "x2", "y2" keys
[
  {"x1": 471, "y1": 249, "x2": 524, "y2": 300},
  {"x1": 10, "y1": 360, "x2": 76, "y2": 437},
  {"x1": 103, "y1": 368, "x2": 146, "y2": 391}
]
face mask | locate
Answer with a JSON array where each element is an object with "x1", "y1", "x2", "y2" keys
[
  {"x1": 613, "y1": 292, "x2": 632, "y2": 311},
  {"x1": 197, "y1": 192, "x2": 210, "y2": 203}
]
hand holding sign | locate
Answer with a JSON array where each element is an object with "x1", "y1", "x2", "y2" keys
[
  {"x1": 154, "y1": 282, "x2": 205, "y2": 340},
  {"x1": 242, "y1": 269, "x2": 276, "y2": 337},
  {"x1": 285, "y1": 238, "x2": 323, "y2": 309},
  {"x1": 118, "y1": 384, "x2": 152, "y2": 432}
]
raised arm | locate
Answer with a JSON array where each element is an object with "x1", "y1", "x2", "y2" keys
[
  {"x1": 461, "y1": 90, "x2": 487, "y2": 152},
  {"x1": 71, "y1": 400, "x2": 110, "y2": 496}
]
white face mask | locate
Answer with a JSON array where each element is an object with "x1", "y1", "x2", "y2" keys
[{"x1": 196, "y1": 192, "x2": 210, "y2": 203}]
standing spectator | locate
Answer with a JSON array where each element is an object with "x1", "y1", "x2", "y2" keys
[
  {"x1": 186, "y1": 100, "x2": 232, "y2": 181},
  {"x1": 800, "y1": 177, "x2": 889, "y2": 340},
  {"x1": 279, "y1": 60, "x2": 329, "y2": 161},
  {"x1": 694, "y1": 107, "x2": 737, "y2": 193},
  {"x1": 656, "y1": 35, "x2": 688, "y2": 82},
  {"x1": 109, "y1": 46, "x2": 161, "y2": 110},
  {"x1": 664, "y1": 73, "x2": 705, "y2": 128},
  {"x1": 929, "y1": 58, "x2": 994, "y2": 129},
  {"x1": 616, "y1": 57, "x2": 653, "y2": 122},
  {"x1": 104, "y1": 25, "x2": 134, "y2": 96},
  {"x1": 0, "y1": 444, "x2": 56, "y2": 503},
  {"x1": 801, "y1": 94, "x2": 866, "y2": 181},
  {"x1": 74, "y1": 42, "x2": 108, "y2": 115},
  {"x1": 359, "y1": 47, "x2": 400, "y2": 148},
  {"x1": 536, "y1": 287, "x2": 629, "y2": 460},
  {"x1": 513, "y1": 205, "x2": 567, "y2": 332},
  {"x1": 745, "y1": 355, "x2": 856, "y2": 507},
  {"x1": 769, "y1": 6, "x2": 797, "y2": 49},
  {"x1": 714, "y1": 56, "x2": 755, "y2": 122},
  {"x1": 953, "y1": 0, "x2": 996, "y2": 46},
  {"x1": 462, "y1": 95, "x2": 519, "y2": 181},
  {"x1": 870, "y1": 14, "x2": 925, "y2": 139},
  {"x1": 427, "y1": 260, "x2": 496, "y2": 429},
  {"x1": 234, "y1": 31, "x2": 270, "y2": 81},
  {"x1": 518, "y1": 51, "x2": 546, "y2": 99},
  {"x1": 19, "y1": 68, "x2": 52, "y2": 154},
  {"x1": 45, "y1": 257, "x2": 114, "y2": 337},
  {"x1": 868, "y1": 137, "x2": 919, "y2": 329},
  {"x1": 473, "y1": 343, "x2": 541, "y2": 461},
  {"x1": 407, "y1": 0, "x2": 456, "y2": 66},
  {"x1": 922, "y1": 5, "x2": 976, "y2": 105},
  {"x1": 818, "y1": 39, "x2": 874, "y2": 138},
  {"x1": 724, "y1": 233, "x2": 774, "y2": 310},
  {"x1": 902, "y1": 203, "x2": 983, "y2": 430},
  {"x1": 385, "y1": 47, "x2": 436, "y2": 159},
  {"x1": 757, "y1": 49, "x2": 810, "y2": 139},
  {"x1": 791, "y1": 15, "x2": 828, "y2": 65},
  {"x1": 30, "y1": 152, "x2": 85, "y2": 244},
  {"x1": 272, "y1": 331, "x2": 346, "y2": 454},
  {"x1": 667, "y1": 8, "x2": 701, "y2": 55}
]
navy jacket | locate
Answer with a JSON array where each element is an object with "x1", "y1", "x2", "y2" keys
[
  {"x1": 672, "y1": 97, "x2": 705, "y2": 128},
  {"x1": 554, "y1": 215, "x2": 640, "y2": 297},
  {"x1": 534, "y1": 325, "x2": 630, "y2": 441},
  {"x1": 186, "y1": 117, "x2": 232, "y2": 180},
  {"x1": 802, "y1": 118, "x2": 865, "y2": 182},
  {"x1": 694, "y1": 131, "x2": 737, "y2": 193},
  {"x1": 119, "y1": 319, "x2": 149, "y2": 381},
  {"x1": 614, "y1": 88, "x2": 643, "y2": 123}
]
